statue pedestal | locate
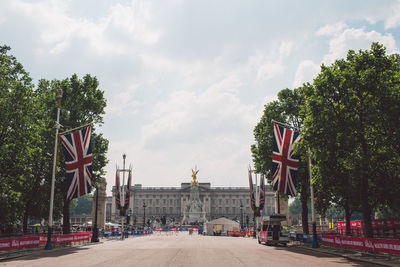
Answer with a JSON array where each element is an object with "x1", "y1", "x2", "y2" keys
[
  {"x1": 92, "y1": 178, "x2": 107, "y2": 229},
  {"x1": 182, "y1": 185, "x2": 207, "y2": 224}
]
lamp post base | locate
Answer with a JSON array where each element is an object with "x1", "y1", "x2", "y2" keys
[
  {"x1": 311, "y1": 222, "x2": 319, "y2": 248},
  {"x1": 91, "y1": 226, "x2": 99, "y2": 242},
  {"x1": 45, "y1": 226, "x2": 53, "y2": 250}
]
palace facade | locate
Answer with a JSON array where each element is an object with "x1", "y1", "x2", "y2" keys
[{"x1": 109, "y1": 182, "x2": 289, "y2": 226}]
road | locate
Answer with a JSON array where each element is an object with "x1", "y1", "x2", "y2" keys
[{"x1": 2, "y1": 232, "x2": 375, "y2": 267}]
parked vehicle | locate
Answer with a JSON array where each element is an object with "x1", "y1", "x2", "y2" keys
[{"x1": 258, "y1": 214, "x2": 289, "y2": 246}]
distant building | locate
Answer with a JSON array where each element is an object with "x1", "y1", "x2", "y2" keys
[{"x1": 108, "y1": 182, "x2": 289, "y2": 226}]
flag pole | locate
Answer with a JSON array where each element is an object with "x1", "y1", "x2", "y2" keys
[
  {"x1": 45, "y1": 89, "x2": 63, "y2": 250},
  {"x1": 59, "y1": 122, "x2": 93, "y2": 135},
  {"x1": 308, "y1": 148, "x2": 318, "y2": 248}
]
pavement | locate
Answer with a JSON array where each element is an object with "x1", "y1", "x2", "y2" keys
[
  {"x1": 1, "y1": 234, "x2": 400, "y2": 266},
  {"x1": 292, "y1": 242, "x2": 400, "y2": 267}
]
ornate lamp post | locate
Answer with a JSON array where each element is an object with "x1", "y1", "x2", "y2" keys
[
  {"x1": 45, "y1": 89, "x2": 63, "y2": 250},
  {"x1": 121, "y1": 153, "x2": 126, "y2": 240},
  {"x1": 126, "y1": 209, "x2": 131, "y2": 238},
  {"x1": 91, "y1": 183, "x2": 100, "y2": 242},
  {"x1": 240, "y1": 200, "x2": 243, "y2": 230},
  {"x1": 143, "y1": 201, "x2": 147, "y2": 228}
]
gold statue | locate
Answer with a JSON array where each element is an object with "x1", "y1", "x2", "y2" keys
[{"x1": 190, "y1": 168, "x2": 199, "y2": 188}]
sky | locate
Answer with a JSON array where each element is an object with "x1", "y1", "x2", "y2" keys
[{"x1": 1, "y1": 0, "x2": 400, "y2": 195}]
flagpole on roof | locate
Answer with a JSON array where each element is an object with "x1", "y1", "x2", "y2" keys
[{"x1": 45, "y1": 89, "x2": 63, "y2": 250}]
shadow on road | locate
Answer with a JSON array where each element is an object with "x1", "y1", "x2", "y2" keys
[
  {"x1": 267, "y1": 246, "x2": 377, "y2": 267},
  {"x1": 2, "y1": 246, "x2": 90, "y2": 262}
]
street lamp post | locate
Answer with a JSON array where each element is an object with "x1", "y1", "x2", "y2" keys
[
  {"x1": 126, "y1": 209, "x2": 131, "y2": 238},
  {"x1": 240, "y1": 200, "x2": 243, "y2": 230},
  {"x1": 91, "y1": 184, "x2": 99, "y2": 242},
  {"x1": 45, "y1": 89, "x2": 63, "y2": 250},
  {"x1": 121, "y1": 153, "x2": 126, "y2": 240},
  {"x1": 143, "y1": 201, "x2": 147, "y2": 228}
]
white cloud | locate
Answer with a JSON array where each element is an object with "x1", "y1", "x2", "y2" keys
[
  {"x1": 316, "y1": 22, "x2": 347, "y2": 37},
  {"x1": 322, "y1": 28, "x2": 397, "y2": 65},
  {"x1": 141, "y1": 75, "x2": 255, "y2": 146},
  {"x1": 385, "y1": 0, "x2": 400, "y2": 29},
  {"x1": 8, "y1": 0, "x2": 161, "y2": 56},
  {"x1": 250, "y1": 41, "x2": 293, "y2": 82},
  {"x1": 292, "y1": 60, "x2": 320, "y2": 88}
]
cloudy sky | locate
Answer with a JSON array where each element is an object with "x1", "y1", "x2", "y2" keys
[{"x1": 2, "y1": 0, "x2": 400, "y2": 194}]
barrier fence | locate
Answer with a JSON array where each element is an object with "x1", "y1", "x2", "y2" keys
[
  {"x1": 226, "y1": 230, "x2": 253, "y2": 237},
  {"x1": 322, "y1": 234, "x2": 400, "y2": 255},
  {"x1": 0, "y1": 232, "x2": 92, "y2": 251},
  {"x1": 99, "y1": 230, "x2": 152, "y2": 237}
]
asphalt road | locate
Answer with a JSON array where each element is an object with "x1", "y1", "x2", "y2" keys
[{"x1": 2, "y1": 232, "x2": 376, "y2": 267}]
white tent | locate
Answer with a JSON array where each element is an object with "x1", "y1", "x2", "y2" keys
[{"x1": 205, "y1": 217, "x2": 240, "y2": 236}]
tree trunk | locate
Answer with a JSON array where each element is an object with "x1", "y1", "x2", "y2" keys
[
  {"x1": 300, "y1": 175, "x2": 309, "y2": 234},
  {"x1": 344, "y1": 201, "x2": 351, "y2": 236},
  {"x1": 360, "y1": 172, "x2": 373, "y2": 237},
  {"x1": 63, "y1": 199, "x2": 71, "y2": 234},
  {"x1": 23, "y1": 206, "x2": 29, "y2": 234}
]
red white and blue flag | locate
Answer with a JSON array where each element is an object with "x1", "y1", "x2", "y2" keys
[
  {"x1": 60, "y1": 126, "x2": 93, "y2": 201},
  {"x1": 115, "y1": 169, "x2": 121, "y2": 210},
  {"x1": 124, "y1": 169, "x2": 132, "y2": 209},
  {"x1": 272, "y1": 123, "x2": 301, "y2": 197},
  {"x1": 259, "y1": 175, "x2": 266, "y2": 210},
  {"x1": 248, "y1": 169, "x2": 256, "y2": 211}
]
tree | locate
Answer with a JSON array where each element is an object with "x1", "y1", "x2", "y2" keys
[
  {"x1": 302, "y1": 43, "x2": 400, "y2": 237},
  {"x1": 0, "y1": 46, "x2": 48, "y2": 233},
  {"x1": 36, "y1": 74, "x2": 108, "y2": 234},
  {"x1": 251, "y1": 87, "x2": 311, "y2": 234},
  {"x1": 70, "y1": 194, "x2": 93, "y2": 215}
]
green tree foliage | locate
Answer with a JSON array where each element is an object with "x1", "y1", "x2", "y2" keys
[
  {"x1": 0, "y1": 45, "x2": 109, "y2": 233},
  {"x1": 69, "y1": 194, "x2": 93, "y2": 215},
  {"x1": 251, "y1": 87, "x2": 311, "y2": 233},
  {"x1": 36, "y1": 74, "x2": 109, "y2": 234},
  {"x1": 0, "y1": 46, "x2": 48, "y2": 232},
  {"x1": 302, "y1": 43, "x2": 400, "y2": 237}
]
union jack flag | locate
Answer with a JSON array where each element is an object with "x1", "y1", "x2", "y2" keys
[
  {"x1": 60, "y1": 126, "x2": 93, "y2": 201},
  {"x1": 272, "y1": 123, "x2": 301, "y2": 197},
  {"x1": 248, "y1": 169, "x2": 256, "y2": 211},
  {"x1": 124, "y1": 169, "x2": 132, "y2": 209},
  {"x1": 115, "y1": 169, "x2": 121, "y2": 210},
  {"x1": 259, "y1": 175, "x2": 266, "y2": 210}
]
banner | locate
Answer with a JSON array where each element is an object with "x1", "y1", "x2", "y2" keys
[
  {"x1": 0, "y1": 236, "x2": 40, "y2": 251},
  {"x1": 322, "y1": 235, "x2": 400, "y2": 255}
]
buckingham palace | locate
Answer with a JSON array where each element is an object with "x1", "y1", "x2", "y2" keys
[{"x1": 110, "y1": 182, "x2": 288, "y2": 226}]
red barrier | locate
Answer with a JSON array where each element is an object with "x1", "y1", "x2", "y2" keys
[
  {"x1": 38, "y1": 232, "x2": 91, "y2": 245},
  {"x1": 0, "y1": 236, "x2": 40, "y2": 251},
  {"x1": 322, "y1": 235, "x2": 400, "y2": 255},
  {"x1": 227, "y1": 230, "x2": 247, "y2": 237},
  {"x1": 0, "y1": 233, "x2": 92, "y2": 251}
]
